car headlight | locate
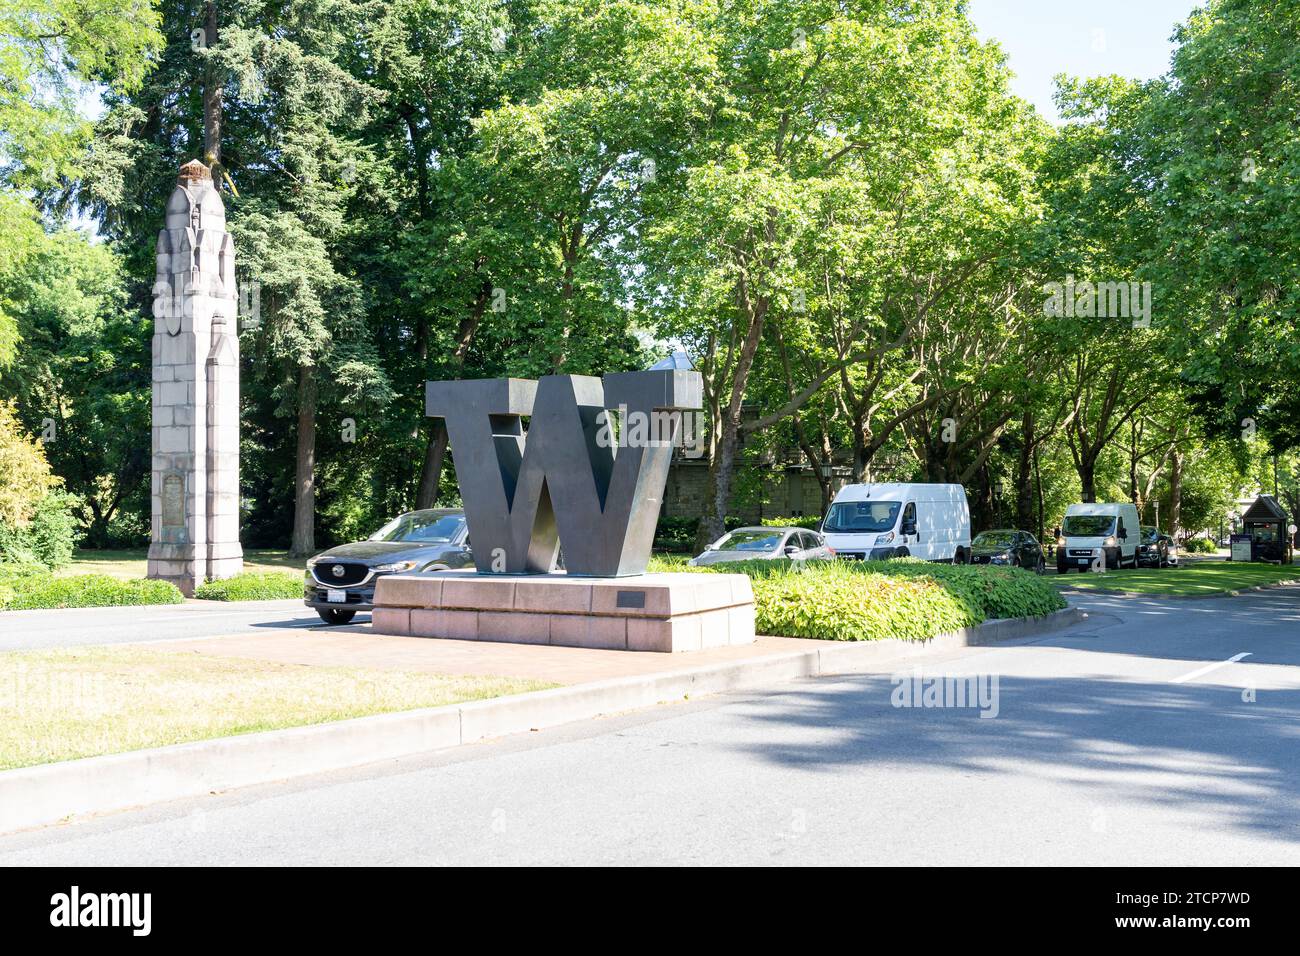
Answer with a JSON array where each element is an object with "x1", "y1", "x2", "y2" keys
[
  {"x1": 1104, "y1": 536, "x2": 1118, "y2": 547},
  {"x1": 373, "y1": 560, "x2": 418, "y2": 573},
  {"x1": 1056, "y1": 537, "x2": 1066, "y2": 547},
  {"x1": 306, "y1": 557, "x2": 320, "y2": 568},
  {"x1": 874, "y1": 532, "x2": 895, "y2": 545}
]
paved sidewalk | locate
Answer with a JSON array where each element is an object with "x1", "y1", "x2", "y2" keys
[{"x1": 152, "y1": 629, "x2": 818, "y2": 684}]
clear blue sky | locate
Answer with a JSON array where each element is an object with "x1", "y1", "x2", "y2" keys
[{"x1": 967, "y1": 0, "x2": 1201, "y2": 123}]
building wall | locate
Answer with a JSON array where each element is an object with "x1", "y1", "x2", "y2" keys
[{"x1": 663, "y1": 459, "x2": 843, "y2": 522}]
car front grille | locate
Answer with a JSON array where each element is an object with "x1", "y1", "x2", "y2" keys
[
  {"x1": 1068, "y1": 549, "x2": 1098, "y2": 557},
  {"x1": 312, "y1": 562, "x2": 371, "y2": 587},
  {"x1": 835, "y1": 551, "x2": 866, "y2": 561}
]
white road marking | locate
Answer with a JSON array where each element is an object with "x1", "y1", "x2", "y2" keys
[{"x1": 1170, "y1": 652, "x2": 1252, "y2": 684}]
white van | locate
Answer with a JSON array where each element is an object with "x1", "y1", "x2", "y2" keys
[
  {"x1": 821, "y1": 483, "x2": 972, "y2": 562},
  {"x1": 1056, "y1": 502, "x2": 1141, "y2": 572}
]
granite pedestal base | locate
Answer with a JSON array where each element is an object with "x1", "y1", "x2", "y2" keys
[
  {"x1": 371, "y1": 571, "x2": 756, "y2": 653},
  {"x1": 147, "y1": 542, "x2": 243, "y2": 597}
]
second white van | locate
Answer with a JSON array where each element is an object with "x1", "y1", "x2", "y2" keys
[
  {"x1": 1056, "y1": 502, "x2": 1141, "y2": 572},
  {"x1": 820, "y1": 483, "x2": 972, "y2": 562}
]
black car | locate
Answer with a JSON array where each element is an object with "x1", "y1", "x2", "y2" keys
[
  {"x1": 968, "y1": 529, "x2": 1046, "y2": 573},
  {"x1": 304, "y1": 509, "x2": 473, "y2": 624},
  {"x1": 1137, "y1": 525, "x2": 1173, "y2": 568}
]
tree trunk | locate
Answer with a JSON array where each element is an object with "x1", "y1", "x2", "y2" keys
[
  {"x1": 791, "y1": 414, "x2": 830, "y2": 517},
  {"x1": 694, "y1": 288, "x2": 768, "y2": 552},
  {"x1": 1034, "y1": 444, "x2": 1046, "y2": 543},
  {"x1": 1169, "y1": 447, "x2": 1183, "y2": 540},
  {"x1": 202, "y1": 3, "x2": 222, "y2": 169},
  {"x1": 974, "y1": 461, "x2": 994, "y2": 530},
  {"x1": 289, "y1": 364, "x2": 317, "y2": 556},
  {"x1": 414, "y1": 284, "x2": 489, "y2": 508},
  {"x1": 697, "y1": 426, "x2": 739, "y2": 550},
  {"x1": 851, "y1": 421, "x2": 869, "y2": 483},
  {"x1": 415, "y1": 422, "x2": 449, "y2": 509},
  {"x1": 1128, "y1": 420, "x2": 1141, "y2": 510},
  {"x1": 1014, "y1": 411, "x2": 1035, "y2": 531},
  {"x1": 1079, "y1": 458, "x2": 1097, "y2": 503}
]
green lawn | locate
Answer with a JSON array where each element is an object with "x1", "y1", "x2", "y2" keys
[
  {"x1": 1053, "y1": 560, "x2": 1299, "y2": 596},
  {"x1": 62, "y1": 548, "x2": 304, "y2": 580},
  {"x1": 0, "y1": 646, "x2": 554, "y2": 771}
]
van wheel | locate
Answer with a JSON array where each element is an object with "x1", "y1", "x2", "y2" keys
[{"x1": 954, "y1": 547, "x2": 968, "y2": 565}]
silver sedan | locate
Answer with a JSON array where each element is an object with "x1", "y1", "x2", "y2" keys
[{"x1": 689, "y1": 526, "x2": 834, "y2": 566}]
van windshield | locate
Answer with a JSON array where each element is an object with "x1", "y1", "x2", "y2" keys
[
  {"x1": 1062, "y1": 515, "x2": 1116, "y2": 537},
  {"x1": 823, "y1": 500, "x2": 901, "y2": 534}
]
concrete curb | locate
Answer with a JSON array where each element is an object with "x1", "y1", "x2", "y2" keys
[
  {"x1": 0, "y1": 607, "x2": 1085, "y2": 834},
  {"x1": 1058, "y1": 578, "x2": 1299, "y2": 600}
]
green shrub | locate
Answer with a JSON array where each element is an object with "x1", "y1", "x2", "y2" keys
[
  {"x1": 25, "y1": 491, "x2": 80, "y2": 568},
  {"x1": 194, "y1": 571, "x2": 304, "y2": 601},
  {"x1": 759, "y1": 515, "x2": 822, "y2": 530},
  {"x1": 0, "y1": 401, "x2": 57, "y2": 527},
  {"x1": 647, "y1": 553, "x2": 690, "y2": 572},
  {"x1": 0, "y1": 572, "x2": 183, "y2": 610},
  {"x1": 0, "y1": 490, "x2": 81, "y2": 569},
  {"x1": 1183, "y1": 537, "x2": 1217, "y2": 554},
  {"x1": 682, "y1": 558, "x2": 1066, "y2": 641},
  {"x1": 751, "y1": 562, "x2": 976, "y2": 641},
  {"x1": 653, "y1": 516, "x2": 697, "y2": 553},
  {"x1": 854, "y1": 560, "x2": 1067, "y2": 620}
]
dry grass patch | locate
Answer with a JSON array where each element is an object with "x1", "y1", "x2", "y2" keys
[{"x1": 0, "y1": 646, "x2": 554, "y2": 771}]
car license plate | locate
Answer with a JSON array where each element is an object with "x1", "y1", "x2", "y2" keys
[{"x1": 327, "y1": 589, "x2": 347, "y2": 604}]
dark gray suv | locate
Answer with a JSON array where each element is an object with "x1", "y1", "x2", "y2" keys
[{"x1": 304, "y1": 509, "x2": 473, "y2": 624}]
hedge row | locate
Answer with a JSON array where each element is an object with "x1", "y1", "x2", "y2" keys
[
  {"x1": 681, "y1": 557, "x2": 1066, "y2": 642},
  {"x1": 0, "y1": 570, "x2": 183, "y2": 610},
  {"x1": 194, "y1": 571, "x2": 304, "y2": 601},
  {"x1": 0, "y1": 567, "x2": 304, "y2": 610}
]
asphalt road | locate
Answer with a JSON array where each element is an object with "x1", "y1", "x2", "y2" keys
[
  {"x1": 0, "y1": 600, "x2": 353, "y2": 652},
  {"x1": 2, "y1": 586, "x2": 1297, "y2": 865}
]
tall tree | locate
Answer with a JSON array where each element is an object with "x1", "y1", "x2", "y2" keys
[
  {"x1": 89, "y1": 0, "x2": 393, "y2": 555},
  {"x1": 649, "y1": 0, "x2": 1041, "y2": 547},
  {"x1": 0, "y1": 0, "x2": 161, "y2": 364}
]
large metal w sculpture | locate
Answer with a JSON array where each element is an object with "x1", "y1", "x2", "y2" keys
[{"x1": 426, "y1": 370, "x2": 702, "y2": 577}]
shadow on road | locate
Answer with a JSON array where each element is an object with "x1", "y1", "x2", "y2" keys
[
  {"x1": 727, "y1": 668, "x2": 1300, "y2": 843},
  {"x1": 249, "y1": 615, "x2": 372, "y2": 630},
  {"x1": 1057, "y1": 586, "x2": 1300, "y2": 666}
]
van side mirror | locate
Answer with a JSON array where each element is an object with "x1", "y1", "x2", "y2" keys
[{"x1": 1119, "y1": 527, "x2": 1127, "y2": 539}]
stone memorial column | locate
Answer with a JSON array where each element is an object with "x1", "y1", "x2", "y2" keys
[{"x1": 146, "y1": 160, "x2": 243, "y2": 595}]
